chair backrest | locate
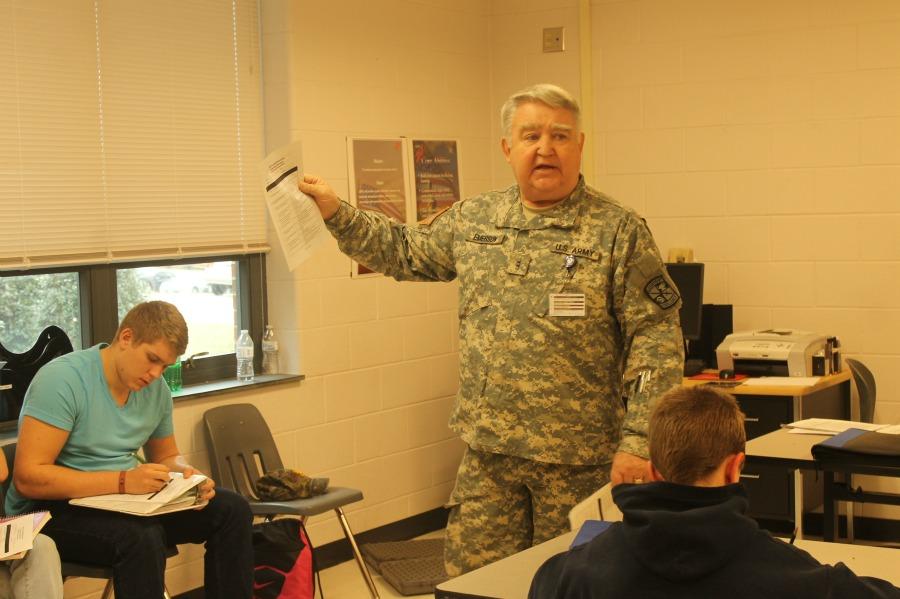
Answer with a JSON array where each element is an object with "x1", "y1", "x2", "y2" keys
[
  {"x1": 0, "y1": 326, "x2": 74, "y2": 420},
  {"x1": 845, "y1": 358, "x2": 876, "y2": 424},
  {"x1": 0, "y1": 443, "x2": 16, "y2": 516},
  {"x1": 203, "y1": 403, "x2": 285, "y2": 501}
]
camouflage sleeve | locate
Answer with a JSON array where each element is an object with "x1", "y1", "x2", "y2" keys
[
  {"x1": 325, "y1": 200, "x2": 458, "y2": 282},
  {"x1": 611, "y1": 217, "x2": 685, "y2": 459}
]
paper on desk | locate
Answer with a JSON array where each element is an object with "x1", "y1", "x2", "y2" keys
[
  {"x1": 741, "y1": 376, "x2": 821, "y2": 387},
  {"x1": 261, "y1": 143, "x2": 328, "y2": 271},
  {"x1": 785, "y1": 418, "x2": 886, "y2": 435}
]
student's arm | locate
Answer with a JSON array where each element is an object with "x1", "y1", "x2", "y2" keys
[
  {"x1": 144, "y1": 435, "x2": 216, "y2": 502},
  {"x1": 14, "y1": 416, "x2": 168, "y2": 499}
]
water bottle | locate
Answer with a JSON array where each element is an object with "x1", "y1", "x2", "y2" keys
[
  {"x1": 261, "y1": 325, "x2": 279, "y2": 375},
  {"x1": 163, "y1": 358, "x2": 182, "y2": 391},
  {"x1": 236, "y1": 329, "x2": 254, "y2": 381}
]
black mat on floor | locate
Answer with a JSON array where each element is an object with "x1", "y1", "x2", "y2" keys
[{"x1": 361, "y1": 538, "x2": 448, "y2": 596}]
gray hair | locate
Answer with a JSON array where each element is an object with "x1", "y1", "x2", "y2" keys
[{"x1": 500, "y1": 83, "x2": 581, "y2": 139}]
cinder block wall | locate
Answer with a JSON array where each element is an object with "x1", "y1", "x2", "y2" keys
[{"x1": 591, "y1": 0, "x2": 900, "y2": 519}]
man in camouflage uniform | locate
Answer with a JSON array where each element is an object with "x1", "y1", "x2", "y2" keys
[{"x1": 298, "y1": 83, "x2": 684, "y2": 576}]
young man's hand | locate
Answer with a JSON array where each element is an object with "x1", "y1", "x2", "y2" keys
[
  {"x1": 182, "y1": 466, "x2": 216, "y2": 503},
  {"x1": 125, "y1": 463, "x2": 170, "y2": 494}
]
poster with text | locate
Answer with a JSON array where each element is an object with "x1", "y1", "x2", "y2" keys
[
  {"x1": 411, "y1": 139, "x2": 461, "y2": 222},
  {"x1": 347, "y1": 137, "x2": 411, "y2": 277}
]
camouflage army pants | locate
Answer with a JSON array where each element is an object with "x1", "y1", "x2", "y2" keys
[{"x1": 444, "y1": 446, "x2": 610, "y2": 577}]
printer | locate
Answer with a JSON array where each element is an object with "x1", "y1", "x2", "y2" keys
[{"x1": 715, "y1": 329, "x2": 828, "y2": 377}]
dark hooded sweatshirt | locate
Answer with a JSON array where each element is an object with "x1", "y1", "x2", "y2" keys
[{"x1": 529, "y1": 482, "x2": 900, "y2": 599}]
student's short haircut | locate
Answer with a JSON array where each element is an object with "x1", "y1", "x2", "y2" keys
[
  {"x1": 649, "y1": 386, "x2": 746, "y2": 485},
  {"x1": 115, "y1": 301, "x2": 188, "y2": 357},
  {"x1": 500, "y1": 83, "x2": 581, "y2": 139}
]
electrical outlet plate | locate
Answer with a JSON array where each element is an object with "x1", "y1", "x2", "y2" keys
[{"x1": 542, "y1": 27, "x2": 564, "y2": 53}]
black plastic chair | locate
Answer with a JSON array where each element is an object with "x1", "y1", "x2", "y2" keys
[
  {"x1": 843, "y1": 358, "x2": 878, "y2": 542},
  {"x1": 0, "y1": 326, "x2": 74, "y2": 422},
  {"x1": 2, "y1": 443, "x2": 178, "y2": 598},
  {"x1": 846, "y1": 358, "x2": 876, "y2": 424},
  {"x1": 203, "y1": 403, "x2": 379, "y2": 598}
]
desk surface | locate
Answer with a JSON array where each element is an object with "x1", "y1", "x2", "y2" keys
[
  {"x1": 435, "y1": 532, "x2": 574, "y2": 599},
  {"x1": 684, "y1": 371, "x2": 850, "y2": 397},
  {"x1": 745, "y1": 427, "x2": 826, "y2": 468},
  {"x1": 435, "y1": 529, "x2": 900, "y2": 599}
]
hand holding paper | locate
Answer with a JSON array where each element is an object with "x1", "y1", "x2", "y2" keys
[{"x1": 297, "y1": 174, "x2": 341, "y2": 220}]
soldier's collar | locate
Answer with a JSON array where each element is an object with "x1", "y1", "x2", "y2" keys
[{"x1": 493, "y1": 177, "x2": 586, "y2": 230}]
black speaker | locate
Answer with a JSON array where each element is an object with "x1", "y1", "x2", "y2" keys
[{"x1": 687, "y1": 304, "x2": 733, "y2": 369}]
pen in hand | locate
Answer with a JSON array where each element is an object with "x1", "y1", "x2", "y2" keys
[
  {"x1": 131, "y1": 451, "x2": 147, "y2": 466},
  {"x1": 147, "y1": 479, "x2": 170, "y2": 501}
]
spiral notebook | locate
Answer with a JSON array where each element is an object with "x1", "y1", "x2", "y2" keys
[{"x1": 0, "y1": 510, "x2": 51, "y2": 560}]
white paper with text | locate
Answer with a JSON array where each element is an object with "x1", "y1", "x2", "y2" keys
[{"x1": 261, "y1": 143, "x2": 328, "y2": 270}]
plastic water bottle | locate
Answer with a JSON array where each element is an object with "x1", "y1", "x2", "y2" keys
[
  {"x1": 236, "y1": 329, "x2": 254, "y2": 381},
  {"x1": 261, "y1": 325, "x2": 279, "y2": 375}
]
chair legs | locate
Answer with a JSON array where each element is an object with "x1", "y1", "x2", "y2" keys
[
  {"x1": 846, "y1": 473, "x2": 855, "y2": 543},
  {"x1": 847, "y1": 501, "x2": 855, "y2": 543},
  {"x1": 335, "y1": 507, "x2": 380, "y2": 599}
]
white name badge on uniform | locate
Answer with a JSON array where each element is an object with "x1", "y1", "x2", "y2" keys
[{"x1": 549, "y1": 293, "x2": 586, "y2": 317}]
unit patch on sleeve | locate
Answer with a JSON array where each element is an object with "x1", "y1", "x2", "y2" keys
[{"x1": 644, "y1": 275, "x2": 680, "y2": 310}]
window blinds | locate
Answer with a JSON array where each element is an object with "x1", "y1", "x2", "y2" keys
[{"x1": 0, "y1": 0, "x2": 267, "y2": 270}]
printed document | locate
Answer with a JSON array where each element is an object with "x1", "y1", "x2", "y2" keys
[
  {"x1": 785, "y1": 418, "x2": 886, "y2": 435},
  {"x1": 261, "y1": 142, "x2": 328, "y2": 270},
  {"x1": 70, "y1": 472, "x2": 208, "y2": 516}
]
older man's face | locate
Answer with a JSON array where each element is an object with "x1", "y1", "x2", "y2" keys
[{"x1": 502, "y1": 101, "x2": 584, "y2": 208}]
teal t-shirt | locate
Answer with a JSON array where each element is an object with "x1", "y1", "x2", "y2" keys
[{"x1": 5, "y1": 344, "x2": 174, "y2": 515}]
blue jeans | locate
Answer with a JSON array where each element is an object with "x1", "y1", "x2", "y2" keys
[{"x1": 38, "y1": 487, "x2": 252, "y2": 599}]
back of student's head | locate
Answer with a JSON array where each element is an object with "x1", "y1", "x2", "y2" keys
[
  {"x1": 115, "y1": 301, "x2": 188, "y2": 357},
  {"x1": 649, "y1": 386, "x2": 746, "y2": 485}
]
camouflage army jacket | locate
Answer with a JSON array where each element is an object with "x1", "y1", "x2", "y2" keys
[{"x1": 325, "y1": 178, "x2": 684, "y2": 465}]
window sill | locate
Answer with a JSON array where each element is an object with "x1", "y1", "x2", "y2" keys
[{"x1": 172, "y1": 373, "x2": 304, "y2": 402}]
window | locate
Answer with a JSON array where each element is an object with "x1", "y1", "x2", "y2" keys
[
  {"x1": 0, "y1": 272, "x2": 82, "y2": 353},
  {"x1": 0, "y1": 1, "x2": 267, "y2": 389},
  {"x1": 118, "y1": 261, "x2": 239, "y2": 359},
  {"x1": 0, "y1": 254, "x2": 267, "y2": 387}
]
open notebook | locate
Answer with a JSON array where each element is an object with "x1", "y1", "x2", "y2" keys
[{"x1": 70, "y1": 472, "x2": 208, "y2": 516}]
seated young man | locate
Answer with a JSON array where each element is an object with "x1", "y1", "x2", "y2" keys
[
  {"x1": 5, "y1": 301, "x2": 253, "y2": 599},
  {"x1": 529, "y1": 385, "x2": 900, "y2": 599},
  {"x1": 0, "y1": 449, "x2": 63, "y2": 599}
]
